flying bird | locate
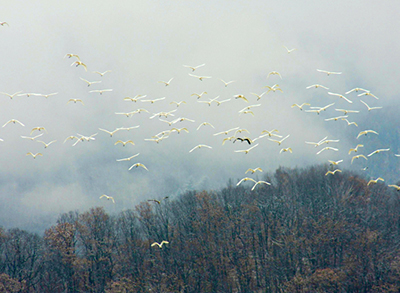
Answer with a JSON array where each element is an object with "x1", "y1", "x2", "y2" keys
[
  {"x1": 93, "y1": 70, "x2": 112, "y2": 77},
  {"x1": 267, "y1": 71, "x2": 282, "y2": 79},
  {"x1": 151, "y1": 241, "x2": 169, "y2": 248},
  {"x1": 345, "y1": 88, "x2": 369, "y2": 94},
  {"x1": 251, "y1": 180, "x2": 271, "y2": 190},
  {"x1": 236, "y1": 177, "x2": 257, "y2": 186},
  {"x1": 128, "y1": 163, "x2": 149, "y2": 171},
  {"x1": 1, "y1": 91, "x2": 22, "y2": 99},
  {"x1": 99, "y1": 128, "x2": 120, "y2": 137},
  {"x1": 360, "y1": 100, "x2": 382, "y2": 111},
  {"x1": 388, "y1": 185, "x2": 400, "y2": 191},
  {"x1": 268, "y1": 134, "x2": 290, "y2": 145},
  {"x1": 124, "y1": 95, "x2": 147, "y2": 102},
  {"x1": 115, "y1": 140, "x2": 135, "y2": 146},
  {"x1": 64, "y1": 53, "x2": 80, "y2": 60},
  {"x1": 89, "y1": 89, "x2": 113, "y2": 95},
  {"x1": 116, "y1": 153, "x2": 140, "y2": 162},
  {"x1": 327, "y1": 92, "x2": 353, "y2": 104},
  {"x1": 37, "y1": 140, "x2": 57, "y2": 148},
  {"x1": 280, "y1": 147, "x2": 292, "y2": 154},
  {"x1": 358, "y1": 91, "x2": 379, "y2": 100},
  {"x1": 3, "y1": 119, "x2": 25, "y2": 127},
  {"x1": 233, "y1": 94, "x2": 248, "y2": 102},
  {"x1": 328, "y1": 160, "x2": 343, "y2": 166},
  {"x1": 31, "y1": 127, "x2": 47, "y2": 135},
  {"x1": 170, "y1": 101, "x2": 186, "y2": 107},
  {"x1": 80, "y1": 77, "x2": 101, "y2": 87},
  {"x1": 26, "y1": 152, "x2": 43, "y2": 159},
  {"x1": 188, "y1": 73, "x2": 211, "y2": 81},
  {"x1": 245, "y1": 167, "x2": 263, "y2": 174},
  {"x1": 356, "y1": 130, "x2": 379, "y2": 139},
  {"x1": 71, "y1": 61, "x2": 87, "y2": 71},
  {"x1": 234, "y1": 143, "x2": 259, "y2": 154},
  {"x1": 342, "y1": 118, "x2": 358, "y2": 127},
  {"x1": 183, "y1": 64, "x2": 205, "y2": 71},
  {"x1": 158, "y1": 78, "x2": 174, "y2": 86},
  {"x1": 67, "y1": 99, "x2": 85, "y2": 105},
  {"x1": 147, "y1": 196, "x2": 169, "y2": 205},
  {"x1": 189, "y1": 144, "x2": 212, "y2": 153},
  {"x1": 283, "y1": 46, "x2": 297, "y2": 53},
  {"x1": 0, "y1": 22, "x2": 9, "y2": 26},
  {"x1": 325, "y1": 169, "x2": 342, "y2": 176},
  {"x1": 291, "y1": 103, "x2": 311, "y2": 110},
  {"x1": 351, "y1": 154, "x2": 368, "y2": 164},
  {"x1": 306, "y1": 84, "x2": 329, "y2": 90},
  {"x1": 348, "y1": 144, "x2": 364, "y2": 154},
  {"x1": 100, "y1": 194, "x2": 115, "y2": 203},
  {"x1": 219, "y1": 79, "x2": 236, "y2": 87},
  {"x1": 367, "y1": 177, "x2": 384, "y2": 186},
  {"x1": 191, "y1": 91, "x2": 208, "y2": 99},
  {"x1": 367, "y1": 148, "x2": 390, "y2": 157},
  {"x1": 214, "y1": 127, "x2": 240, "y2": 136},
  {"x1": 250, "y1": 91, "x2": 268, "y2": 100},
  {"x1": 197, "y1": 122, "x2": 215, "y2": 131},
  {"x1": 316, "y1": 147, "x2": 339, "y2": 155},
  {"x1": 317, "y1": 69, "x2": 342, "y2": 75},
  {"x1": 21, "y1": 133, "x2": 44, "y2": 141},
  {"x1": 335, "y1": 109, "x2": 359, "y2": 115}
]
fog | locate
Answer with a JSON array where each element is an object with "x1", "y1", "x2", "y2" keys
[{"x1": 1, "y1": 0, "x2": 399, "y2": 233}]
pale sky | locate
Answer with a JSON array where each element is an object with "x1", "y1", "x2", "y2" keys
[{"x1": 1, "y1": 0, "x2": 399, "y2": 232}]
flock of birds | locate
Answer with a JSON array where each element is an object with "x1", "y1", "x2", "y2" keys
[{"x1": 1, "y1": 21, "x2": 399, "y2": 248}]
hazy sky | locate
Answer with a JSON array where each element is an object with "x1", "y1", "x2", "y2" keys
[{"x1": 1, "y1": 0, "x2": 400, "y2": 232}]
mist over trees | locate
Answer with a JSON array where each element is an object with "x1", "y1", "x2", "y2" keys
[{"x1": 1, "y1": 164, "x2": 400, "y2": 292}]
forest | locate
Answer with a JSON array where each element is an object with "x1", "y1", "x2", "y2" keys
[{"x1": 0, "y1": 164, "x2": 400, "y2": 293}]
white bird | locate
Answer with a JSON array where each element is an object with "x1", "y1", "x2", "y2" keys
[
  {"x1": 264, "y1": 84, "x2": 283, "y2": 93},
  {"x1": 64, "y1": 53, "x2": 80, "y2": 60},
  {"x1": 31, "y1": 127, "x2": 47, "y2": 135},
  {"x1": 335, "y1": 109, "x2": 359, "y2": 115},
  {"x1": 214, "y1": 127, "x2": 239, "y2": 136},
  {"x1": 342, "y1": 118, "x2": 358, "y2": 127},
  {"x1": 141, "y1": 97, "x2": 166, "y2": 104},
  {"x1": 170, "y1": 101, "x2": 186, "y2": 107},
  {"x1": 71, "y1": 61, "x2": 87, "y2": 71},
  {"x1": 1, "y1": 91, "x2": 22, "y2": 99},
  {"x1": 128, "y1": 163, "x2": 149, "y2": 171},
  {"x1": 191, "y1": 92, "x2": 208, "y2": 99},
  {"x1": 245, "y1": 167, "x2": 263, "y2": 174},
  {"x1": 283, "y1": 46, "x2": 297, "y2": 53},
  {"x1": 306, "y1": 84, "x2": 329, "y2": 90},
  {"x1": 327, "y1": 92, "x2": 352, "y2": 104},
  {"x1": 99, "y1": 128, "x2": 120, "y2": 137},
  {"x1": 367, "y1": 148, "x2": 390, "y2": 157},
  {"x1": 356, "y1": 130, "x2": 379, "y2": 139},
  {"x1": 324, "y1": 115, "x2": 348, "y2": 122},
  {"x1": 64, "y1": 136, "x2": 78, "y2": 143},
  {"x1": 238, "y1": 104, "x2": 261, "y2": 113},
  {"x1": 3, "y1": 119, "x2": 25, "y2": 127},
  {"x1": 197, "y1": 122, "x2": 215, "y2": 131},
  {"x1": 0, "y1": 22, "x2": 10, "y2": 26},
  {"x1": 26, "y1": 152, "x2": 43, "y2": 159},
  {"x1": 188, "y1": 73, "x2": 212, "y2": 81},
  {"x1": 316, "y1": 147, "x2": 339, "y2": 155},
  {"x1": 158, "y1": 78, "x2": 173, "y2": 86},
  {"x1": 280, "y1": 147, "x2": 292, "y2": 154},
  {"x1": 21, "y1": 133, "x2": 44, "y2": 141},
  {"x1": 183, "y1": 64, "x2": 205, "y2": 71},
  {"x1": 325, "y1": 169, "x2": 342, "y2": 176},
  {"x1": 80, "y1": 77, "x2": 101, "y2": 87},
  {"x1": 261, "y1": 129, "x2": 282, "y2": 138},
  {"x1": 219, "y1": 79, "x2": 236, "y2": 87},
  {"x1": 328, "y1": 160, "x2": 343, "y2": 166},
  {"x1": 151, "y1": 240, "x2": 169, "y2": 248},
  {"x1": 234, "y1": 143, "x2": 259, "y2": 154},
  {"x1": 117, "y1": 126, "x2": 140, "y2": 131},
  {"x1": 89, "y1": 89, "x2": 113, "y2": 95},
  {"x1": 306, "y1": 103, "x2": 335, "y2": 114},
  {"x1": 348, "y1": 144, "x2": 364, "y2": 155},
  {"x1": 358, "y1": 91, "x2": 379, "y2": 100},
  {"x1": 116, "y1": 153, "x2": 140, "y2": 162},
  {"x1": 124, "y1": 95, "x2": 147, "y2": 102},
  {"x1": 267, "y1": 71, "x2": 282, "y2": 79},
  {"x1": 317, "y1": 69, "x2": 342, "y2": 75},
  {"x1": 67, "y1": 99, "x2": 85, "y2": 105},
  {"x1": 345, "y1": 88, "x2": 369, "y2": 94},
  {"x1": 100, "y1": 194, "x2": 115, "y2": 203},
  {"x1": 93, "y1": 70, "x2": 112, "y2": 77},
  {"x1": 115, "y1": 140, "x2": 135, "y2": 147},
  {"x1": 39, "y1": 93, "x2": 58, "y2": 98},
  {"x1": 233, "y1": 94, "x2": 249, "y2": 102},
  {"x1": 251, "y1": 180, "x2": 271, "y2": 190},
  {"x1": 291, "y1": 103, "x2": 311, "y2": 110},
  {"x1": 360, "y1": 100, "x2": 382, "y2": 111},
  {"x1": 236, "y1": 177, "x2": 257, "y2": 186},
  {"x1": 250, "y1": 91, "x2": 268, "y2": 100},
  {"x1": 351, "y1": 154, "x2": 368, "y2": 164},
  {"x1": 305, "y1": 136, "x2": 328, "y2": 148},
  {"x1": 269, "y1": 135, "x2": 290, "y2": 145},
  {"x1": 189, "y1": 144, "x2": 212, "y2": 153},
  {"x1": 37, "y1": 140, "x2": 57, "y2": 148},
  {"x1": 367, "y1": 177, "x2": 384, "y2": 186},
  {"x1": 214, "y1": 98, "x2": 231, "y2": 106}
]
